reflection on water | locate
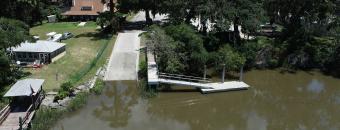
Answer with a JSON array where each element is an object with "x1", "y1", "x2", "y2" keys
[
  {"x1": 307, "y1": 79, "x2": 325, "y2": 94},
  {"x1": 52, "y1": 70, "x2": 340, "y2": 130},
  {"x1": 245, "y1": 111, "x2": 267, "y2": 130}
]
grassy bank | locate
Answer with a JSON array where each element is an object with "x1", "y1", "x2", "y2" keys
[
  {"x1": 28, "y1": 22, "x2": 115, "y2": 91},
  {"x1": 31, "y1": 92, "x2": 89, "y2": 130},
  {"x1": 137, "y1": 35, "x2": 157, "y2": 98}
]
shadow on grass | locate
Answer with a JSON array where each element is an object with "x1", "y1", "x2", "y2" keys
[{"x1": 74, "y1": 32, "x2": 112, "y2": 41}]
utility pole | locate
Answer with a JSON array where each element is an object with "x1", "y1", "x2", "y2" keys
[{"x1": 222, "y1": 64, "x2": 225, "y2": 83}]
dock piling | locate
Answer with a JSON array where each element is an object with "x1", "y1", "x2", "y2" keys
[
  {"x1": 239, "y1": 66, "x2": 244, "y2": 81},
  {"x1": 204, "y1": 65, "x2": 207, "y2": 80},
  {"x1": 222, "y1": 64, "x2": 225, "y2": 83}
]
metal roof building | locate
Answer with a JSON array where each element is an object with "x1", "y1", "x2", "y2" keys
[
  {"x1": 4, "y1": 79, "x2": 45, "y2": 97},
  {"x1": 9, "y1": 40, "x2": 66, "y2": 64},
  {"x1": 10, "y1": 40, "x2": 65, "y2": 53}
]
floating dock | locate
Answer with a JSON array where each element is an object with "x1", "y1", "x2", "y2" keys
[{"x1": 146, "y1": 49, "x2": 250, "y2": 93}]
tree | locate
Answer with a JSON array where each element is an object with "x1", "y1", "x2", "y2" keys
[
  {"x1": 145, "y1": 25, "x2": 185, "y2": 73},
  {"x1": 214, "y1": 44, "x2": 246, "y2": 71},
  {"x1": 265, "y1": 0, "x2": 335, "y2": 38},
  {"x1": 146, "y1": 24, "x2": 208, "y2": 75},
  {"x1": 0, "y1": 18, "x2": 30, "y2": 85},
  {"x1": 118, "y1": 0, "x2": 161, "y2": 25},
  {"x1": 97, "y1": 11, "x2": 125, "y2": 33},
  {"x1": 164, "y1": 24, "x2": 208, "y2": 74},
  {"x1": 0, "y1": 0, "x2": 45, "y2": 25}
]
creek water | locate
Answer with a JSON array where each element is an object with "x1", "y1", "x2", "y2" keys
[{"x1": 52, "y1": 69, "x2": 340, "y2": 130}]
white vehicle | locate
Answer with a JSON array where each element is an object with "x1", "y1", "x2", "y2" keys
[{"x1": 46, "y1": 32, "x2": 62, "y2": 42}]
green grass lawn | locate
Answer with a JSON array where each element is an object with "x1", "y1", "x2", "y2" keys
[{"x1": 27, "y1": 22, "x2": 115, "y2": 91}]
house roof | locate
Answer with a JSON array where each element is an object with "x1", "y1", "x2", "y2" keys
[
  {"x1": 4, "y1": 79, "x2": 44, "y2": 97},
  {"x1": 62, "y1": 0, "x2": 106, "y2": 16},
  {"x1": 9, "y1": 40, "x2": 66, "y2": 53}
]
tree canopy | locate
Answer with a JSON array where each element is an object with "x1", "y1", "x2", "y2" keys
[{"x1": 0, "y1": 18, "x2": 31, "y2": 86}]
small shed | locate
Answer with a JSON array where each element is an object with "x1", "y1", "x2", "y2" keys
[
  {"x1": 47, "y1": 15, "x2": 57, "y2": 23},
  {"x1": 8, "y1": 40, "x2": 66, "y2": 64}
]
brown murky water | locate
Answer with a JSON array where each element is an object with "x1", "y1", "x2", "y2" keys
[{"x1": 52, "y1": 69, "x2": 340, "y2": 130}]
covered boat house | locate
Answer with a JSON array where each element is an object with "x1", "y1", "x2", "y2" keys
[
  {"x1": 8, "y1": 40, "x2": 66, "y2": 65},
  {"x1": 0, "y1": 79, "x2": 45, "y2": 130}
]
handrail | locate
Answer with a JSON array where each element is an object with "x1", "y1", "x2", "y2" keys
[
  {"x1": 22, "y1": 105, "x2": 33, "y2": 124},
  {"x1": 158, "y1": 72, "x2": 209, "y2": 80},
  {"x1": 0, "y1": 105, "x2": 9, "y2": 116},
  {"x1": 0, "y1": 105, "x2": 10, "y2": 125},
  {"x1": 158, "y1": 75, "x2": 211, "y2": 83}
]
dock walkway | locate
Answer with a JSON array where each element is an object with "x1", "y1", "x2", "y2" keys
[{"x1": 147, "y1": 50, "x2": 250, "y2": 93}]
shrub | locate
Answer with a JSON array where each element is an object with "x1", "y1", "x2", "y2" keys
[
  {"x1": 90, "y1": 79, "x2": 105, "y2": 95},
  {"x1": 138, "y1": 60, "x2": 147, "y2": 78},
  {"x1": 55, "y1": 82, "x2": 73, "y2": 101},
  {"x1": 67, "y1": 92, "x2": 89, "y2": 112},
  {"x1": 31, "y1": 108, "x2": 65, "y2": 130}
]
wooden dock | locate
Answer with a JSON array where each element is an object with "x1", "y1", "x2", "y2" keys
[
  {"x1": 0, "y1": 78, "x2": 45, "y2": 129},
  {"x1": 146, "y1": 49, "x2": 250, "y2": 93},
  {"x1": 0, "y1": 105, "x2": 36, "y2": 130}
]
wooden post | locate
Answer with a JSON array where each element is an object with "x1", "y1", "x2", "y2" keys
[
  {"x1": 19, "y1": 117, "x2": 23, "y2": 130},
  {"x1": 203, "y1": 65, "x2": 207, "y2": 80},
  {"x1": 239, "y1": 65, "x2": 244, "y2": 81},
  {"x1": 222, "y1": 64, "x2": 225, "y2": 83}
]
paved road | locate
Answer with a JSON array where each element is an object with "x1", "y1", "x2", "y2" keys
[{"x1": 131, "y1": 11, "x2": 168, "y2": 22}]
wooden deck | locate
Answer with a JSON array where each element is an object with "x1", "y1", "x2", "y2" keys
[
  {"x1": 0, "y1": 105, "x2": 35, "y2": 130},
  {"x1": 0, "y1": 112, "x2": 26, "y2": 130}
]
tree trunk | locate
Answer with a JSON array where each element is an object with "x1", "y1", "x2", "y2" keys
[
  {"x1": 145, "y1": 9, "x2": 153, "y2": 25},
  {"x1": 109, "y1": 0, "x2": 115, "y2": 13},
  {"x1": 201, "y1": 18, "x2": 208, "y2": 35},
  {"x1": 233, "y1": 16, "x2": 241, "y2": 45},
  {"x1": 185, "y1": 8, "x2": 195, "y2": 24}
]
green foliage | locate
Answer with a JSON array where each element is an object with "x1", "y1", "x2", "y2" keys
[
  {"x1": 146, "y1": 24, "x2": 208, "y2": 75},
  {"x1": 0, "y1": 18, "x2": 30, "y2": 86},
  {"x1": 97, "y1": 11, "x2": 126, "y2": 32},
  {"x1": 213, "y1": 44, "x2": 246, "y2": 71},
  {"x1": 0, "y1": 18, "x2": 30, "y2": 50},
  {"x1": 138, "y1": 60, "x2": 147, "y2": 78},
  {"x1": 42, "y1": 5, "x2": 62, "y2": 20},
  {"x1": 239, "y1": 36, "x2": 280, "y2": 68},
  {"x1": 67, "y1": 92, "x2": 89, "y2": 111},
  {"x1": 305, "y1": 37, "x2": 337, "y2": 67},
  {"x1": 146, "y1": 25, "x2": 184, "y2": 73},
  {"x1": 90, "y1": 79, "x2": 105, "y2": 95},
  {"x1": 30, "y1": 107, "x2": 65, "y2": 130},
  {"x1": 138, "y1": 78, "x2": 157, "y2": 98},
  {"x1": 55, "y1": 81, "x2": 73, "y2": 100},
  {"x1": 60, "y1": 81, "x2": 73, "y2": 93},
  {"x1": 31, "y1": 92, "x2": 89, "y2": 130},
  {"x1": 0, "y1": 0, "x2": 46, "y2": 25}
]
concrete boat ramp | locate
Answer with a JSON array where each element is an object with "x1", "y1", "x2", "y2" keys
[
  {"x1": 147, "y1": 50, "x2": 250, "y2": 94},
  {"x1": 104, "y1": 31, "x2": 141, "y2": 81}
]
